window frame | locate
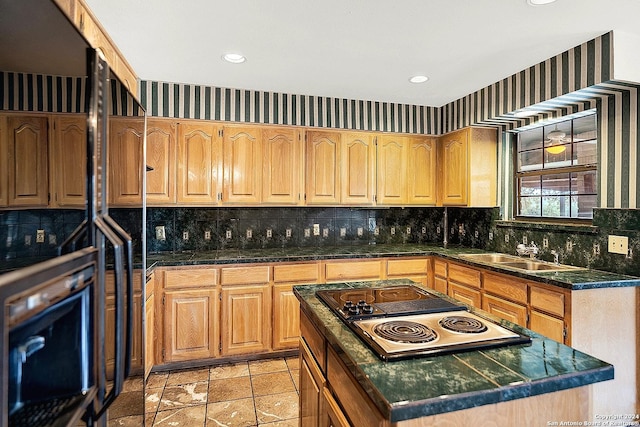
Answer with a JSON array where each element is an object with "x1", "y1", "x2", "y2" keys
[{"x1": 514, "y1": 112, "x2": 598, "y2": 223}]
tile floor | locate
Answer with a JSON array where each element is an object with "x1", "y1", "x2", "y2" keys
[{"x1": 108, "y1": 356, "x2": 300, "y2": 426}]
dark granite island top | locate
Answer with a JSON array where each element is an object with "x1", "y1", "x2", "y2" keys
[{"x1": 294, "y1": 279, "x2": 614, "y2": 423}]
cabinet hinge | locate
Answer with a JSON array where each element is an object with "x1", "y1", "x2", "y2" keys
[
  {"x1": 218, "y1": 192, "x2": 222, "y2": 201},
  {"x1": 304, "y1": 193, "x2": 307, "y2": 201},
  {"x1": 162, "y1": 295, "x2": 165, "y2": 305},
  {"x1": 563, "y1": 326, "x2": 567, "y2": 339},
  {"x1": 374, "y1": 194, "x2": 377, "y2": 203},
  {"x1": 219, "y1": 129, "x2": 223, "y2": 137},
  {"x1": 161, "y1": 348, "x2": 165, "y2": 360},
  {"x1": 219, "y1": 343, "x2": 222, "y2": 352},
  {"x1": 219, "y1": 293, "x2": 222, "y2": 300}
]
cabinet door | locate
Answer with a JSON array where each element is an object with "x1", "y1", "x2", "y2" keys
[
  {"x1": 0, "y1": 116, "x2": 6, "y2": 206},
  {"x1": 300, "y1": 340, "x2": 325, "y2": 427},
  {"x1": 434, "y1": 276, "x2": 448, "y2": 294},
  {"x1": 273, "y1": 283, "x2": 301, "y2": 350},
  {"x1": 222, "y1": 125, "x2": 262, "y2": 204},
  {"x1": 262, "y1": 127, "x2": 301, "y2": 204},
  {"x1": 164, "y1": 289, "x2": 218, "y2": 362},
  {"x1": 144, "y1": 284, "x2": 155, "y2": 379},
  {"x1": 407, "y1": 136, "x2": 437, "y2": 205},
  {"x1": 448, "y1": 282, "x2": 481, "y2": 308},
  {"x1": 306, "y1": 130, "x2": 341, "y2": 204},
  {"x1": 109, "y1": 117, "x2": 145, "y2": 206},
  {"x1": 439, "y1": 129, "x2": 468, "y2": 205},
  {"x1": 146, "y1": 119, "x2": 176, "y2": 205},
  {"x1": 530, "y1": 310, "x2": 565, "y2": 343},
  {"x1": 106, "y1": 292, "x2": 143, "y2": 377},
  {"x1": 177, "y1": 121, "x2": 220, "y2": 204},
  {"x1": 221, "y1": 284, "x2": 271, "y2": 355},
  {"x1": 376, "y1": 135, "x2": 407, "y2": 205},
  {"x1": 322, "y1": 388, "x2": 350, "y2": 427},
  {"x1": 7, "y1": 115, "x2": 49, "y2": 207},
  {"x1": 340, "y1": 132, "x2": 375, "y2": 205},
  {"x1": 51, "y1": 115, "x2": 86, "y2": 207},
  {"x1": 482, "y1": 294, "x2": 528, "y2": 328}
]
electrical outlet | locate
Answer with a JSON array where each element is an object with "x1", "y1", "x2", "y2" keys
[
  {"x1": 304, "y1": 228, "x2": 311, "y2": 238},
  {"x1": 36, "y1": 229, "x2": 45, "y2": 243},
  {"x1": 49, "y1": 234, "x2": 56, "y2": 245},
  {"x1": 322, "y1": 228, "x2": 329, "y2": 238},
  {"x1": 204, "y1": 230, "x2": 211, "y2": 240},
  {"x1": 357, "y1": 227, "x2": 364, "y2": 236},
  {"x1": 266, "y1": 229, "x2": 272, "y2": 238},
  {"x1": 406, "y1": 227, "x2": 411, "y2": 235},
  {"x1": 246, "y1": 229, "x2": 252, "y2": 239},
  {"x1": 182, "y1": 231, "x2": 189, "y2": 240},
  {"x1": 391, "y1": 227, "x2": 396, "y2": 235},
  {"x1": 286, "y1": 228, "x2": 292, "y2": 238},
  {"x1": 542, "y1": 237, "x2": 549, "y2": 248},
  {"x1": 522, "y1": 235, "x2": 528, "y2": 245},
  {"x1": 25, "y1": 235, "x2": 32, "y2": 246},
  {"x1": 593, "y1": 242, "x2": 600, "y2": 256},
  {"x1": 489, "y1": 231, "x2": 494, "y2": 241},
  {"x1": 608, "y1": 235, "x2": 629, "y2": 254},
  {"x1": 374, "y1": 226, "x2": 380, "y2": 236},
  {"x1": 505, "y1": 234, "x2": 510, "y2": 243},
  {"x1": 155, "y1": 226, "x2": 166, "y2": 241},
  {"x1": 313, "y1": 224, "x2": 320, "y2": 236},
  {"x1": 340, "y1": 228, "x2": 346, "y2": 237},
  {"x1": 436, "y1": 226, "x2": 441, "y2": 234},
  {"x1": 566, "y1": 239, "x2": 573, "y2": 251},
  {"x1": 422, "y1": 227, "x2": 427, "y2": 234},
  {"x1": 474, "y1": 230, "x2": 479, "y2": 239},
  {"x1": 226, "y1": 230, "x2": 232, "y2": 239}
]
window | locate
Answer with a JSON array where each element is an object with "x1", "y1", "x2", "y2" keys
[{"x1": 516, "y1": 111, "x2": 597, "y2": 220}]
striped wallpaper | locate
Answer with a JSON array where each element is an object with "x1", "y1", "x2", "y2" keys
[{"x1": 138, "y1": 81, "x2": 441, "y2": 135}]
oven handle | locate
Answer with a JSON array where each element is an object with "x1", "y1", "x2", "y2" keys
[
  {"x1": 102, "y1": 214, "x2": 134, "y2": 377},
  {"x1": 93, "y1": 216, "x2": 126, "y2": 419}
]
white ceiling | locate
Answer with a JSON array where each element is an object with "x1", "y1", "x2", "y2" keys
[{"x1": 84, "y1": 0, "x2": 640, "y2": 107}]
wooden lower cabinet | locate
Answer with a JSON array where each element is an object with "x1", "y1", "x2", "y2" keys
[
  {"x1": 300, "y1": 338, "x2": 326, "y2": 427},
  {"x1": 529, "y1": 310, "x2": 565, "y2": 343},
  {"x1": 448, "y1": 282, "x2": 481, "y2": 308},
  {"x1": 163, "y1": 289, "x2": 218, "y2": 362},
  {"x1": 322, "y1": 388, "x2": 350, "y2": 427},
  {"x1": 220, "y1": 284, "x2": 271, "y2": 356},
  {"x1": 482, "y1": 294, "x2": 527, "y2": 328}
]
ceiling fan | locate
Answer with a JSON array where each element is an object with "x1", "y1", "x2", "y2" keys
[{"x1": 544, "y1": 125, "x2": 569, "y2": 154}]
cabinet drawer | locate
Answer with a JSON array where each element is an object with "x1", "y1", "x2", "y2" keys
[
  {"x1": 273, "y1": 263, "x2": 320, "y2": 284},
  {"x1": 434, "y1": 260, "x2": 447, "y2": 278},
  {"x1": 325, "y1": 260, "x2": 383, "y2": 282},
  {"x1": 221, "y1": 265, "x2": 270, "y2": 285},
  {"x1": 448, "y1": 282, "x2": 481, "y2": 308},
  {"x1": 387, "y1": 258, "x2": 429, "y2": 276},
  {"x1": 483, "y1": 272, "x2": 527, "y2": 303},
  {"x1": 530, "y1": 285, "x2": 565, "y2": 317},
  {"x1": 163, "y1": 268, "x2": 218, "y2": 289},
  {"x1": 300, "y1": 311, "x2": 326, "y2": 372},
  {"x1": 482, "y1": 294, "x2": 527, "y2": 327},
  {"x1": 448, "y1": 263, "x2": 481, "y2": 289}
]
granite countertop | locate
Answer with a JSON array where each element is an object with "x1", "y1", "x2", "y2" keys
[
  {"x1": 146, "y1": 244, "x2": 640, "y2": 290},
  {"x1": 294, "y1": 279, "x2": 614, "y2": 422}
]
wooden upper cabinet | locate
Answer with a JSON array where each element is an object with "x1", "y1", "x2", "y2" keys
[
  {"x1": 51, "y1": 115, "x2": 86, "y2": 207},
  {"x1": 262, "y1": 127, "x2": 302, "y2": 205},
  {"x1": 222, "y1": 125, "x2": 262, "y2": 204},
  {"x1": 439, "y1": 129, "x2": 468, "y2": 206},
  {"x1": 146, "y1": 119, "x2": 177, "y2": 205},
  {"x1": 306, "y1": 130, "x2": 341, "y2": 204},
  {"x1": 177, "y1": 121, "x2": 221, "y2": 204},
  {"x1": 7, "y1": 115, "x2": 49, "y2": 207},
  {"x1": 341, "y1": 132, "x2": 375, "y2": 205},
  {"x1": 109, "y1": 117, "x2": 145, "y2": 206},
  {"x1": 407, "y1": 136, "x2": 437, "y2": 205},
  {"x1": 376, "y1": 135, "x2": 407, "y2": 205},
  {"x1": 438, "y1": 127, "x2": 497, "y2": 207}
]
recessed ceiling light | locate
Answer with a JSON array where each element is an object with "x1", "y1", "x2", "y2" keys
[
  {"x1": 409, "y1": 75, "x2": 429, "y2": 84},
  {"x1": 526, "y1": 0, "x2": 557, "y2": 5},
  {"x1": 222, "y1": 53, "x2": 246, "y2": 64}
]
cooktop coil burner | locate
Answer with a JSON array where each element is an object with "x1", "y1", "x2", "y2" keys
[
  {"x1": 373, "y1": 320, "x2": 438, "y2": 344},
  {"x1": 439, "y1": 315, "x2": 488, "y2": 334}
]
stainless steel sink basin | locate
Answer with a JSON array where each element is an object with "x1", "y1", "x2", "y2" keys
[
  {"x1": 460, "y1": 253, "x2": 584, "y2": 273},
  {"x1": 459, "y1": 253, "x2": 522, "y2": 263}
]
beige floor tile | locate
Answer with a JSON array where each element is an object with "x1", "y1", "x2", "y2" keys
[
  {"x1": 146, "y1": 372, "x2": 169, "y2": 389},
  {"x1": 289, "y1": 369, "x2": 300, "y2": 392},
  {"x1": 284, "y1": 356, "x2": 300, "y2": 371},
  {"x1": 107, "y1": 390, "x2": 144, "y2": 419},
  {"x1": 210, "y1": 362, "x2": 250, "y2": 380},
  {"x1": 208, "y1": 375, "x2": 253, "y2": 402},
  {"x1": 166, "y1": 367, "x2": 210, "y2": 385},
  {"x1": 107, "y1": 414, "x2": 144, "y2": 427},
  {"x1": 158, "y1": 382, "x2": 209, "y2": 411},
  {"x1": 249, "y1": 358, "x2": 288, "y2": 375},
  {"x1": 122, "y1": 376, "x2": 144, "y2": 392},
  {"x1": 251, "y1": 372, "x2": 296, "y2": 396},
  {"x1": 145, "y1": 388, "x2": 163, "y2": 413},
  {"x1": 254, "y1": 391, "x2": 299, "y2": 424},
  {"x1": 259, "y1": 418, "x2": 299, "y2": 427},
  {"x1": 205, "y1": 397, "x2": 257, "y2": 426},
  {"x1": 153, "y1": 405, "x2": 207, "y2": 426},
  {"x1": 145, "y1": 412, "x2": 156, "y2": 426}
]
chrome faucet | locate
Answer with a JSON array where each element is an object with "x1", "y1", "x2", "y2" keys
[{"x1": 516, "y1": 241, "x2": 539, "y2": 259}]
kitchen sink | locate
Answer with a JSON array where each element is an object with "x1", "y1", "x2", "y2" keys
[
  {"x1": 459, "y1": 253, "x2": 523, "y2": 263},
  {"x1": 460, "y1": 253, "x2": 585, "y2": 273}
]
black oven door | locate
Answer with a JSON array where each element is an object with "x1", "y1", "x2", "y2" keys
[{"x1": 0, "y1": 248, "x2": 99, "y2": 427}]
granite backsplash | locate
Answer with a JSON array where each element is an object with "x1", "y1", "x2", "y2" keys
[{"x1": 2, "y1": 206, "x2": 637, "y2": 277}]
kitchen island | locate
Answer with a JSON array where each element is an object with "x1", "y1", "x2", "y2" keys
[{"x1": 294, "y1": 279, "x2": 614, "y2": 426}]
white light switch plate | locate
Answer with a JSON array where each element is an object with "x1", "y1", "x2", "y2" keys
[{"x1": 608, "y1": 235, "x2": 629, "y2": 254}]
